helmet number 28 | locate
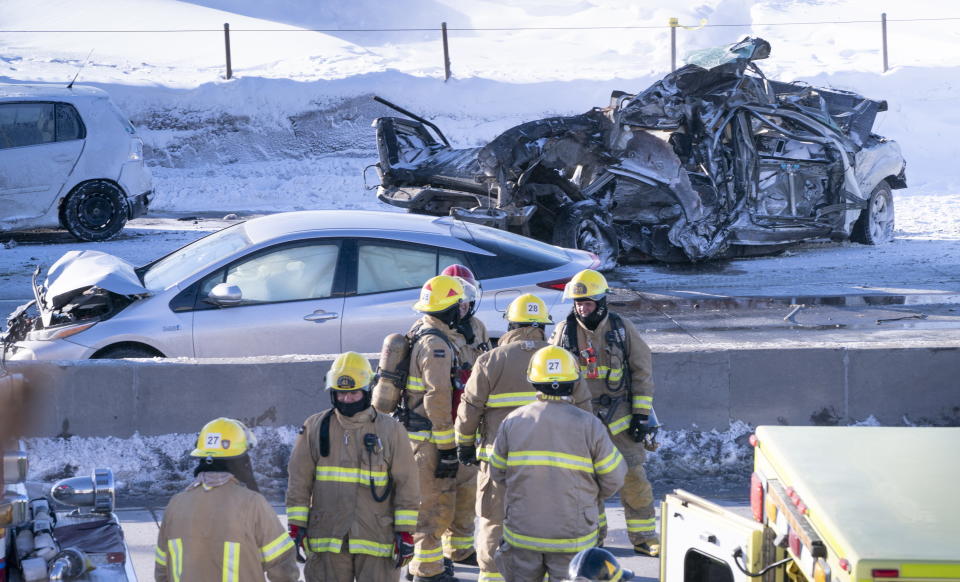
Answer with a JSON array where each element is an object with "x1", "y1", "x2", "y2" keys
[{"x1": 527, "y1": 303, "x2": 540, "y2": 313}]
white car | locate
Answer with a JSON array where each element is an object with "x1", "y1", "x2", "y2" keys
[
  {"x1": 2, "y1": 210, "x2": 598, "y2": 360},
  {"x1": 0, "y1": 84, "x2": 152, "y2": 241}
]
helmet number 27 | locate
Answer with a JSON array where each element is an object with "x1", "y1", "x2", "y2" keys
[
  {"x1": 547, "y1": 359, "x2": 562, "y2": 373},
  {"x1": 206, "y1": 433, "x2": 222, "y2": 447}
]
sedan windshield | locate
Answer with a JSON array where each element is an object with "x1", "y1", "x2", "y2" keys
[{"x1": 142, "y1": 224, "x2": 252, "y2": 291}]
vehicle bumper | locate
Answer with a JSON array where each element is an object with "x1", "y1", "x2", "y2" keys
[
  {"x1": 127, "y1": 190, "x2": 151, "y2": 219},
  {"x1": 4, "y1": 339, "x2": 93, "y2": 361},
  {"x1": 118, "y1": 159, "x2": 153, "y2": 216}
]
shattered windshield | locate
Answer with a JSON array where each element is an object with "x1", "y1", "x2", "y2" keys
[
  {"x1": 142, "y1": 224, "x2": 251, "y2": 291},
  {"x1": 685, "y1": 37, "x2": 770, "y2": 69}
]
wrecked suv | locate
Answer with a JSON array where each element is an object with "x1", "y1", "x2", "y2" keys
[{"x1": 371, "y1": 37, "x2": 906, "y2": 265}]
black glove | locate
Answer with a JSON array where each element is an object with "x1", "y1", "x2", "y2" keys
[
  {"x1": 457, "y1": 444, "x2": 478, "y2": 466},
  {"x1": 629, "y1": 414, "x2": 650, "y2": 443},
  {"x1": 435, "y1": 447, "x2": 459, "y2": 479}
]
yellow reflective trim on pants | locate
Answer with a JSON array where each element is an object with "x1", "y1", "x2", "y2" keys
[
  {"x1": 406, "y1": 376, "x2": 425, "y2": 392},
  {"x1": 505, "y1": 450, "x2": 594, "y2": 472},
  {"x1": 395, "y1": 509, "x2": 419, "y2": 526},
  {"x1": 489, "y1": 451, "x2": 507, "y2": 469},
  {"x1": 486, "y1": 391, "x2": 538, "y2": 408},
  {"x1": 154, "y1": 546, "x2": 167, "y2": 566},
  {"x1": 222, "y1": 541, "x2": 239, "y2": 582},
  {"x1": 456, "y1": 430, "x2": 477, "y2": 445},
  {"x1": 599, "y1": 512, "x2": 607, "y2": 527},
  {"x1": 632, "y1": 395, "x2": 653, "y2": 410},
  {"x1": 261, "y1": 532, "x2": 294, "y2": 563},
  {"x1": 307, "y1": 537, "x2": 344, "y2": 553},
  {"x1": 594, "y1": 449, "x2": 624, "y2": 475},
  {"x1": 479, "y1": 573, "x2": 506, "y2": 581},
  {"x1": 348, "y1": 538, "x2": 393, "y2": 558},
  {"x1": 503, "y1": 526, "x2": 597, "y2": 553},
  {"x1": 626, "y1": 518, "x2": 656, "y2": 533},
  {"x1": 432, "y1": 428, "x2": 455, "y2": 446},
  {"x1": 315, "y1": 465, "x2": 389, "y2": 486},
  {"x1": 608, "y1": 414, "x2": 631, "y2": 435},
  {"x1": 415, "y1": 546, "x2": 444, "y2": 562},
  {"x1": 167, "y1": 538, "x2": 183, "y2": 582},
  {"x1": 444, "y1": 535, "x2": 475, "y2": 550},
  {"x1": 286, "y1": 505, "x2": 308, "y2": 523}
]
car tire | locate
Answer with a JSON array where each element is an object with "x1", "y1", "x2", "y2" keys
[
  {"x1": 553, "y1": 200, "x2": 619, "y2": 268},
  {"x1": 62, "y1": 181, "x2": 129, "y2": 242},
  {"x1": 91, "y1": 344, "x2": 163, "y2": 359},
  {"x1": 852, "y1": 180, "x2": 895, "y2": 245}
]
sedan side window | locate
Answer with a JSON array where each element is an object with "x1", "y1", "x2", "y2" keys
[
  {"x1": 0, "y1": 102, "x2": 56, "y2": 149},
  {"x1": 204, "y1": 242, "x2": 340, "y2": 304},
  {"x1": 357, "y1": 242, "x2": 437, "y2": 294}
]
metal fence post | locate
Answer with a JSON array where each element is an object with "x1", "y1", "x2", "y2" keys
[
  {"x1": 669, "y1": 17, "x2": 678, "y2": 72},
  {"x1": 224, "y1": 22, "x2": 233, "y2": 80},
  {"x1": 881, "y1": 13, "x2": 889, "y2": 72},
  {"x1": 442, "y1": 22, "x2": 451, "y2": 82}
]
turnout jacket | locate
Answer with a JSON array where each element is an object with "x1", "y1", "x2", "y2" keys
[
  {"x1": 155, "y1": 472, "x2": 297, "y2": 582},
  {"x1": 455, "y1": 326, "x2": 593, "y2": 461},
  {"x1": 404, "y1": 315, "x2": 467, "y2": 450},
  {"x1": 550, "y1": 312, "x2": 654, "y2": 436},
  {"x1": 285, "y1": 407, "x2": 420, "y2": 557},
  {"x1": 490, "y1": 398, "x2": 626, "y2": 553}
]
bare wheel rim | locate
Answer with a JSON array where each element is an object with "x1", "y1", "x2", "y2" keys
[
  {"x1": 869, "y1": 192, "x2": 894, "y2": 241},
  {"x1": 77, "y1": 190, "x2": 120, "y2": 231}
]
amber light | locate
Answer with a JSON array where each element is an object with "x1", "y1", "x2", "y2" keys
[
  {"x1": 872, "y1": 570, "x2": 899, "y2": 578},
  {"x1": 750, "y1": 472, "x2": 764, "y2": 522}
]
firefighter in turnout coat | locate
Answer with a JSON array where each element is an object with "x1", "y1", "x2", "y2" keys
[
  {"x1": 490, "y1": 346, "x2": 626, "y2": 582},
  {"x1": 403, "y1": 275, "x2": 469, "y2": 582},
  {"x1": 440, "y1": 266, "x2": 490, "y2": 567},
  {"x1": 155, "y1": 417, "x2": 298, "y2": 582},
  {"x1": 549, "y1": 268, "x2": 660, "y2": 556},
  {"x1": 285, "y1": 351, "x2": 420, "y2": 582},
  {"x1": 455, "y1": 293, "x2": 594, "y2": 582}
]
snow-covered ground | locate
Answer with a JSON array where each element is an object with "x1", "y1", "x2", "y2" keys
[{"x1": 3, "y1": 0, "x2": 960, "y2": 487}]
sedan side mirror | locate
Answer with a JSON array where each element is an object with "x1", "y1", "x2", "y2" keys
[{"x1": 207, "y1": 283, "x2": 243, "y2": 306}]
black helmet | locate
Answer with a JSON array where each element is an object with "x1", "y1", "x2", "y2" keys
[{"x1": 568, "y1": 547, "x2": 634, "y2": 581}]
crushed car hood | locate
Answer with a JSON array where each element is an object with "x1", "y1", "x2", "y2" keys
[{"x1": 43, "y1": 250, "x2": 149, "y2": 311}]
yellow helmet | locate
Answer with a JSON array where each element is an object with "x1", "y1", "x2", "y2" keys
[
  {"x1": 527, "y1": 345, "x2": 580, "y2": 383},
  {"x1": 506, "y1": 293, "x2": 552, "y2": 325},
  {"x1": 326, "y1": 351, "x2": 374, "y2": 392},
  {"x1": 413, "y1": 275, "x2": 464, "y2": 313},
  {"x1": 562, "y1": 269, "x2": 609, "y2": 301},
  {"x1": 191, "y1": 417, "x2": 256, "y2": 458}
]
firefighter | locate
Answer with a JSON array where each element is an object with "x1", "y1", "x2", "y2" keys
[
  {"x1": 455, "y1": 293, "x2": 594, "y2": 582},
  {"x1": 404, "y1": 275, "x2": 468, "y2": 582},
  {"x1": 286, "y1": 351, "x2": 420, "y2": 582},
  {"x1": 440, "y1": 266, "x2": 489, "y2": 568},
  {"x1": 490, "y1": 345, "x2": 626, "y2": 582},
  {"x1": 549, "y1": 268, "x2": 660, "y2": 556},
  {"x1": 155, "y1": 418, "x2": 298, "y2": 582}
]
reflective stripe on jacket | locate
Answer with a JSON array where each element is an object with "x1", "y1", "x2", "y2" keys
[
  {"x1": 285, "y1": 406, "x2": 420, "y2": 556},
  {"x1": 550, "y1": 313, "x2": 654, "y2": 434},
  {"x1": 404, "y1": 315, "x2": 466, "y2": 449},
  {"x1": 155, "y1": 474, "x2": 297, "y2": 582},
  {"x1": 456, "y1": 326, "x2": 593, "y2": 460},
  {"x1": 491, "y1": 398, "x2": 627, "y2": 553}
]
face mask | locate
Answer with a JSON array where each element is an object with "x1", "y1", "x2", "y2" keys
[{"x1": 330, "y1": 389, "x2": 371, "y2": 417}]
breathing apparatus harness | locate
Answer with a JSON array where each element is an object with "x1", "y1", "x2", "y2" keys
[{"x1": 562, "y1": 311, "x2": 633, "y2": 425}]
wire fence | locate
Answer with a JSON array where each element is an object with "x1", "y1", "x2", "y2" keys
[{"x1": 2, "y1": 14, "x2": 958, "y2": 80}]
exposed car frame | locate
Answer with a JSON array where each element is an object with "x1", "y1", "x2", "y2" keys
[{"x1": 370, "y1": 37, "x2": 906, "y2": 265}]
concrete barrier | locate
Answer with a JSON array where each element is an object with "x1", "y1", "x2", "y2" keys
[{"x1": 8, "y1": 345, "x2": 960, "y2": 437}]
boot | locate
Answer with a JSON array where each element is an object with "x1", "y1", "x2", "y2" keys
[
  {"x1": 634, "y1": 534, "x2": 661, "y2": 557},
  {"x1": 453, "y1": 552, "x2": 478, "y2": 566},
  {"x1": 413, "y1": 572, "x2": 459, "y2": 582}
]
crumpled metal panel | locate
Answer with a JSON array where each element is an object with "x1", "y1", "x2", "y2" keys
[{"x1": 44, "y1": 250, "x2": 148, "y2": 310}]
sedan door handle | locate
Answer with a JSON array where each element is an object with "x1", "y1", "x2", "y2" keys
[{"x1": 304, "y1": 310, "x2": 338, "y2": 322}]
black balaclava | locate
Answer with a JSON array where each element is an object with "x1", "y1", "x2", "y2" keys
[
  {"x1": 432, "y1": 303, "x2": 462, "y2": 330},
  {"x1": 330, "y1": 389, "x2": 372, "y2": 417},
  {"x1": 456, "y1": 318, "x2": 476, "y2": 344},
  {"x1": 532, "y1": 381, "x2": 575, "y2": 397},
  {"x1": 195, "y1": 454, "x2": 260, "y2": 492},
  {"x1": 574, "y1": 296, "x2": 608, "y2": 331}
]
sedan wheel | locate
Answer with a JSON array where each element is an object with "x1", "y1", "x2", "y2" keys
[
  {"x1": 553, "y1": 201, "x2": 619, "y2": 268},
  {"x1": 852, "y1": 180, "x2": 894, "y2": 245},
  {"x1": 62, "y1": 181, "x2": 128, "y2": 242}
]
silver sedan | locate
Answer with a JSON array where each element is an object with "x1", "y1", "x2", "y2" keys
[{"x1": 3, "y1": 210, "x2": 598, "y2": 359}]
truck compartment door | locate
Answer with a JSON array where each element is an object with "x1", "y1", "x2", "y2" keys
[{"x1": 662, "y1": 489, "x2": 768, "y2": 582}]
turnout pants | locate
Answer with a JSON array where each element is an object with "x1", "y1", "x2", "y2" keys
[
  {"x1": 475, "y1": 462, "x2": 505, "y2": 581},
  {"x1": 443, "y1": 462, "x2": 478, "y2": 561},
  {"x1": 304, "y1": 545, "x2": 397, "y2": 582},
  {"x1": 494, "y1": 542, "x2": 573, "y2": 582},
  {"x1": 606, "y1": 430, "x2": 656, "y2": 546},
  {"x1": 410, "y1": 441, "x2": 458, "y2": 578}
]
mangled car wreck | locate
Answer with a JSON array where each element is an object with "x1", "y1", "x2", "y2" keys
[{"x1": 371, "y1": 37, "x2": 906, "y2": 265}]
